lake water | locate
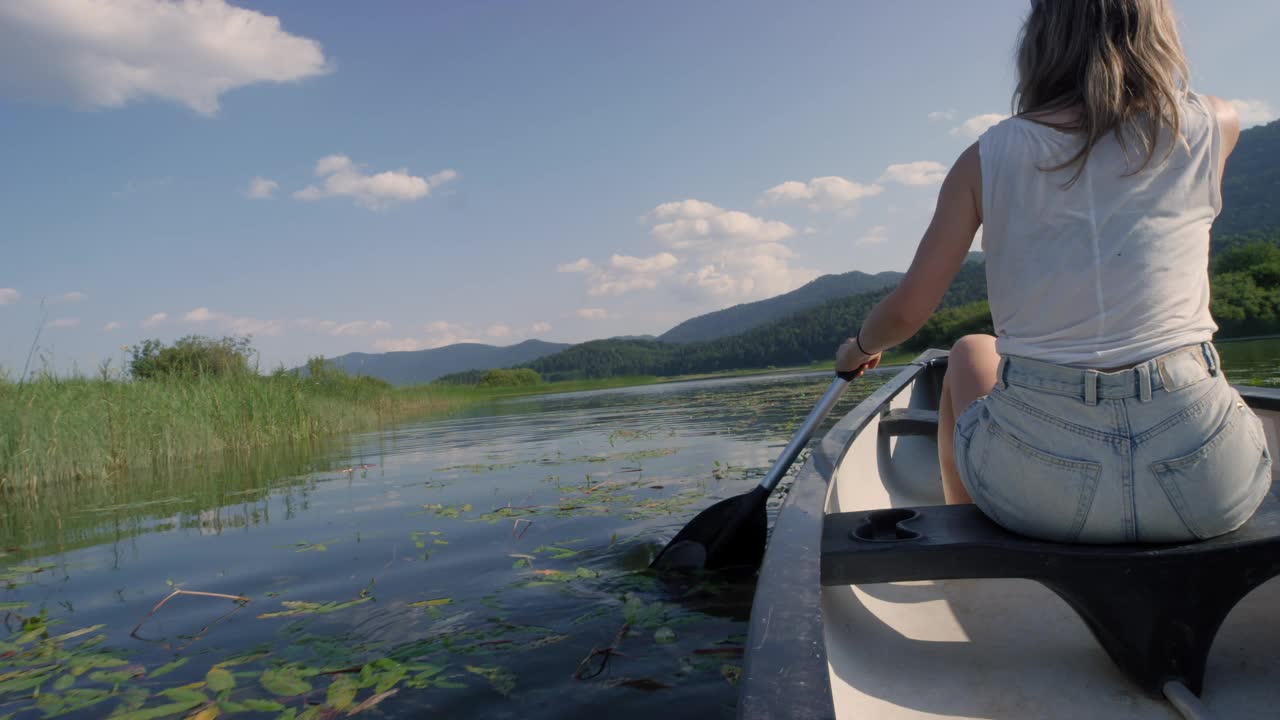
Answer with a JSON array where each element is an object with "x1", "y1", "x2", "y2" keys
[{"x1": 2, "y1": 341, "x2": 1277, "y2": 719}]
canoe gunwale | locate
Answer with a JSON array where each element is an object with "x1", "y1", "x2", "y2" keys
[{"x1": 737, "y1": 350, "x2": 948, "y2": 720}]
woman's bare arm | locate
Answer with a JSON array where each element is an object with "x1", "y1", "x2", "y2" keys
[
  {"x1": 835, "y1": 143, "x2": 983, "y2": 371},
  {"x1": 1205, "y1": 95, "x2": 1241, "y2": 185}
]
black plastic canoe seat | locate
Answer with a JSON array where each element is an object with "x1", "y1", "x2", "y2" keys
[
  {"x1": 878, "y1": 408, "x2": 939, "y2": 437},
  {"x1": 821, "y1": 493, "x2": 1280, "y2": 698}
]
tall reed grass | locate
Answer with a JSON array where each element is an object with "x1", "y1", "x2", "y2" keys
[{"x1": 0, "y1": 372, "x2": 478, "y2": 488}]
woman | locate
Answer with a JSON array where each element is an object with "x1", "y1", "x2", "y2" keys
[{"x1": 834, "y1": 0, "x2": 1271, "y2": 543}]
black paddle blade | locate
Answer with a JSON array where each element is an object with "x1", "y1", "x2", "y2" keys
[{"x1": 650, "y1": 485, "x2": 770, "y2": 572}]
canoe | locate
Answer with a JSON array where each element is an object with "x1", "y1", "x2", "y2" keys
[{"x1": 739, "y1": 349, "x2": 1280, "y2": 719}]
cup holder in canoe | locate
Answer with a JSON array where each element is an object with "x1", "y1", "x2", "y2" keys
[{"x1": 852, "y1": 509, "x2": 922, "y2": 542}]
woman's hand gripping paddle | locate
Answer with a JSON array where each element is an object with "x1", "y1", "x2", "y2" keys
[{"x1": 650, "y1": 371, "x2": 861, "y2": 572}]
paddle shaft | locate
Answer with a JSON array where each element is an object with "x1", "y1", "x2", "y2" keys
[{"x1": 755, "y1": 375, "x2": 853, "y2": 493}]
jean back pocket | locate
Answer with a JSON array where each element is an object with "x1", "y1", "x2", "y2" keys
[
  {"x1": 1150, "y1": 394, "x2": 1271, "y2": 540},
  {"x1": 968, "y1": 416, "x2": 1102, "y2": 543}
]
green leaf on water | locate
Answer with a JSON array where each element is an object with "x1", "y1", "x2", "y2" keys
[
  {"x1": 206, "y1": 667, "x2": 235, "y2": 692},
  {"x1": 148, "y1": 657, "x2": 189, "y2": 678},
  {"x1": 49, "y1": 624, "x2": 104, "y2": 643},
  {"x1": 465, "y1": 665, "x2": 515, "y2": 697},
  {"x1": 65, "y1": 653, "x2": 128, "y2": 674},
  {"x1": 532, "y1": 545, "x2": 579, "y2": 559},
  {"x1": 575, "y1": 567, "x2": 599, "y2": 578},
  {"x1": 0, "y1": 601, "x2": 29, "y2": 611},
  {"x1": 159, "y1": 686, "x2": 208, "y2": 704},
  {"x1": 260, "y1": 668, "x2": 312, "y2": 697},
  {"x1": 326, "y1": 674, "x2": 357, "y2": 711},
  {"x1": 407, "y1": 598, "x2": 452, "y2": 608},
  {"x1": 53, "y1": 673, "x2": 76, "y2": 691},
  {"x1": 240, "y1": 698, "x2": 286, "y2": 712},
  {"x1": 257, "y1": 596, "x2": 371, "y2": 619},
  {"x1": 214, "y1": 648, "x2": 271, "y2": 668},
  {"x1": 654, "y1": 626, "x2": 677, "y2": 645},
  {"x1": 110, "y1": 698, "x2": 204, "y2": 720},
  {"x1": 88, "y1": 666, "x2": 143, "y2": 684}
]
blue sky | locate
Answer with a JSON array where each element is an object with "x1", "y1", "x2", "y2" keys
[{"x1": 2, "y1": 0, "x2": 1277, "y2": 376}]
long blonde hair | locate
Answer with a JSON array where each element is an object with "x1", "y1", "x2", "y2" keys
[{"x1": 1015, "y1": 0, "x2": 1190, "y2": 187}]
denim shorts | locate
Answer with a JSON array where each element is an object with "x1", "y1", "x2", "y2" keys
[{"x1": 954, "y1": 342, "x2": 1272, "y2": 544}]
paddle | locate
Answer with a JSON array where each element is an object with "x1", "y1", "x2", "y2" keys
[{"x1": 650, "y1": 371, "x2": 861, "y2": 572}]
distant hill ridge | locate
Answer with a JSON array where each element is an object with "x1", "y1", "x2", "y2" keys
[
  {"x1": 658, "y1": 270, "x2": 903, "y2": 343},
  {"x1": 1217, "y1": 117, "x2": 1280, "y2": 238},
  {"x1": 315, "y1": 339, "x2": 571, "y2": 385}
]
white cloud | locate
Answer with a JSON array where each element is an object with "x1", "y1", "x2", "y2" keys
[
  {"x1": 760, "y1": 176, "x2": 883, "y2": 211},
  {"x1": 182, "y1": 306, "x2": 282, "y2": 336},
  {"x1": 576, "y1": 308, "x2": 608, "y2": 319},
  {"x1": 49, "y1": 317, "x2": 80, "y2": 328},
  {"x1": 929, "y1": 110, "x2": 956, "y2": 121},
  {"x1": 103, "y1": 321, "x2": 122, "y2": 332},
  {"x1": 650, "y1": 199, "x2": 814, "y2": 301},
  {"x1": 427, "y1": 169, "x2": 458, "y2": 186},
  {"x1": 183, "y1": 307, "x2": 213, "y2": 323},
  {"x1": 0, "y1": 288, "x2": 20, "y2": 305},
  {"x1": 802, "y1": 226, "x2": 818, "y2": 235},
  {"x1": 245, "y1": 176, "x2": 279, "y2": 199},
  {"x1": 879, "y1": 161, "x2": 948, "y2": 186},
  {"x1": 374, "y1": 337, "x2": 426, "y2": 352},
  {"x1": 950, "y1": 113, "x2": 1009, "y2": 140},
  {"x1": 609, "y1": 252, "x2": 679, "y2": 273},
  {"x1": 297, "y1": 318, "x2": 393, "y2": 337},
  {"x1": 486, "y1": 324, "x2": 512, "y2": 338},
  {"x1": 857, "y1": 225, "x2": 889, "y2": 245},
  {"x1": 650, "y1": 199, "x2": 724, "y2": 220},
  {"x1": 141, "y1": 312, "x2": 167, "y2": 328},
  {"x1": 372, "y1": 320, "x2": 480, "y2": 351},
  {"x1": 294, "y1": 154, "x2": 456, "y2": 210},
  {"x1": 1228, "y1": 99, "x2": 1277, "y2": 129},
  {"x1": 336, "y1": 320, "x2": 390, "y2": 336},
  {"x1": 0, "y1": 0, "x2": 329, "y2": 115},
  {"x1": 556, "y1": 258, "x2": 596, "y2": 273},
  {"x1": 650, "y1": 199, "x2": 795, "y2": 248},
  {"x1": 531, "y1": 321, "x2": 552, "y2": 334},
  {"x1": 588, "y1": 252, "x2": 679, "y2": 296},
  {"x1": 564, "y1": 198, "x2": 816, "y2": 308},
  {"x1": 48, "y1": 290, "x2": 87, "y2": 303}
]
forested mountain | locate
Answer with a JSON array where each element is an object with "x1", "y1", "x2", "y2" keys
[
  {"x1": 314, "y1": 339, "x2": 571, "y2": 385},
  {"x1": 658, "y1": 270, "x2": 902, "y2": 343},
  {"x1": 523, "y1": 262, "x2": 988, "y2": 380},
  {"x1": 1216, "y1": 118, "x2": 1280, "y2": 238}
]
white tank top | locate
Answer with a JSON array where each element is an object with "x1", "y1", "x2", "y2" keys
[{"x1": 978, "y1": 91, "x2": 1221, "y2": 368}]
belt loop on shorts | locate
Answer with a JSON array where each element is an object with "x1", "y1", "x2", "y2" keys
[
  {"x1": 997, "y1": 356, "x2": 1009, "y2": 390},
  {"x1": 1083, "y1": 369, "x2": 1099, "y2": 406},
  {"x1": 1201, "y1": 342, "x2": 1220, "y2": 377},
  {"x1": 1136, "y1": 363, "x2": 1153, "y2": 402}
]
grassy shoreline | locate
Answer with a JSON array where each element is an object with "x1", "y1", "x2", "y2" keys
[
  {"x1": 1, "y1": 359, "x2": 894, "y2": 488},
  {"x1": 0, "y1": 373, "x2": 481, "y2": 488}
]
